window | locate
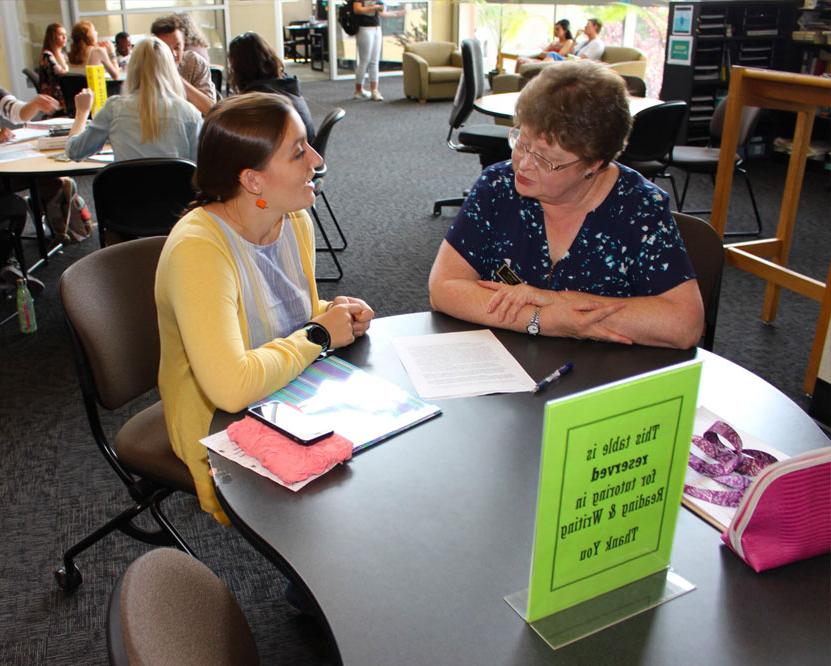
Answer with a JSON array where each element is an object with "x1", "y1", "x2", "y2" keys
[{"x1": 458, "y1": 2, "x2": 668, "y2": 97}]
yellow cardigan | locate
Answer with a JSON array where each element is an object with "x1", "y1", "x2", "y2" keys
[{"x1": 155, "y1": 207, "x2": 328, "y2": 524}]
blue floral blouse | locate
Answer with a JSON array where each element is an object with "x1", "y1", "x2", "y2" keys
[{"x1": 445, "y1": 161, "x2": 695, "y2": 297}]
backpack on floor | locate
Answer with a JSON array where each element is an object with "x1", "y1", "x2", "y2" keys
[
  {"x1": 338, "y1": 2, "x2": 359, "y2": 36},
  {"x1": 44, "y1": 178, "x2": 93, "y2": 244}
]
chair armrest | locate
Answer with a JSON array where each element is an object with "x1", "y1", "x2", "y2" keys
[
  {"x1": 497, "y1": 51, "x2": 519, "y2": 72},
  {"x1": 450, "y1": 51, "x2": 462, "y2": 68},
  {"x1": 491, "y1": 73, "x2": 523, "y2": 94},
  {"x1": 607, "y1": 61, "x2": 647, "y2": 80},
  {"x1": 402, "y1": 52, "x2": 429, "y2": 100}
]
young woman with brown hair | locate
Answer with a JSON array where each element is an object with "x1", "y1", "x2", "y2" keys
[
  {"x1": 155, "y1": 93, "x2": 374, "y2": 523},
  {"x1": 227, "y1": 31, "x2": 315, "y2": 142},
  {"x1": 37, "y1": 23, "x2": 69, "y2": 108}
]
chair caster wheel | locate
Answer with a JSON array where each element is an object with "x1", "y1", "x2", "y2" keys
[
  {"x1": 55, "y1": 562, "x2": 82, "y2": 592},
  {"x1": 432, "y1": 208, "x2": 441, "y2": 217}
]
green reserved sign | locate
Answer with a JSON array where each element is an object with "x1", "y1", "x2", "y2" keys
[{"x1": 526, "y1": 361, "x2": 701, "y2": 622}]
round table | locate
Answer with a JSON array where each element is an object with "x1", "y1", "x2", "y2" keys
[
  {"x1": 0, "y1": 141, "x2": 107, "y2": 267},
  {"x1": 474, "y1": 91, "x2": 663, "y2": 120},
  {"x1": 210, "y1": 312, "x2": 829, "y2": 666}
]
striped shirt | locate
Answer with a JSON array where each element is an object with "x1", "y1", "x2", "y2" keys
[{"x1": 208, "y1": 211, "x2": 312, "y2": 349}]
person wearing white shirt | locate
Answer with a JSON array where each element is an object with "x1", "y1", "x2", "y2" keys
[{"x1": 572, "y1": 18, "x2": 605, "y2": 61}]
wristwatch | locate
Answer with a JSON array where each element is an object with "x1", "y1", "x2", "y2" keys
[
  {"x1": 303, "y1": 322, "x2": 331, "y2": 354},
  {"x1": 526, "y1": 306, "x2": 542, "y2": 336}
]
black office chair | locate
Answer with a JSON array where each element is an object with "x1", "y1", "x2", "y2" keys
[
  {"x1": 22, "y1": 68, "x2": 40, "y2": 89},
  {"x1": 59, "y1": 75, "x2": 123, "y2": 116},
  {"x1": 283, "y1": 26, "x2": 302, "y2": 63},
  {"x1": 92, "y1": 158, "x2": 195, "y2": 247},
  {"x1": 288, "y1": 22, "x2": 310, "y2": 63},
  {"x1": 310, "y1": 108, "x2": 347, "y2": 282},
  {"x1": 108, "y1": 549, "x2": 258, "y2": 666},
  {"x1": 672, "y1": 211, "x2": 724, "y2": 351},
  {"x1": 617, "y1": 100, "x2": 688, "y2": 204},
  {"x1": 432, "y1": 38, "x2": 511, "y2": 217},
  {"x1": 670, "y1": 97, "x2": 763, "y2": 237},
  {"x1": 0, "y1": 194, "x2": 31, "y2": 284},
  {"x1": 310, "y1": 26, "x2": 328, "y2": 72},
  {"x1": 56, "y1": 237, "x2": 196, "y2": 592},
  {"x1": 209, "y1": 66, "x2": 223, "y2": 98},
  {"x1": 621, "y1": 75, "x2": 647, "y2": 98}
]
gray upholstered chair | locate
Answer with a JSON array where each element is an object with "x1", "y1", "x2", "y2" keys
[
  {"x1": 56, "y1": 237, "x2": 195, "y2": 593},
  {"x1": 108, "y1": 548, "x2": 259, "y2": 666},
  {"x1": 672, "y1": 211, "x2": 724, "y2": 351},
  {"x1": 403, "y1": 41, "x2": 463, "y2": 103}
]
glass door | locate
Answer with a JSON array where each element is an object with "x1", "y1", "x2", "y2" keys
[{"x1": 330, "y1": 0, "x2": 430, "y2": 81}]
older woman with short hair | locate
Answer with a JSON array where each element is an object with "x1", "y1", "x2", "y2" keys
[{"x1": 429, "y1": 60, "x2": 703, "y2": 349}]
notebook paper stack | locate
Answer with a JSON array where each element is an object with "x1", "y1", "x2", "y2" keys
[{"x1": 203, "y1": 356, "x2": 441, "y2": 490}]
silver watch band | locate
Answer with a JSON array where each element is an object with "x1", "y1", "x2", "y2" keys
[{"x1": 526, "y1": 306, "x2": 541, "y2": 336}]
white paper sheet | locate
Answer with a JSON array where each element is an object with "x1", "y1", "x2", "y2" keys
[
  {"x1": 392, "y1": 329, "x2": 536, "y2": 399},
  {"x1": 0, "y1": 148, "x2": 42, "y2": 163},
  {"x1": 1, "y1": 127, "x2": 49, "y2": 144},
  {"x1": 26, "y1": 117, "x2": 74, "y2": 129},
  {"x1": 201, "y1": 430, "x2": 327, "y2": 492}
]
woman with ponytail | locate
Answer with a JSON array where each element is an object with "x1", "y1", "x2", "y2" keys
[
  {"x1": 155, "y1": 93, "x2": 374, "y2": 524},
  {"x1": 66, "y1": 37, "x2": 201, "y2": 162}
]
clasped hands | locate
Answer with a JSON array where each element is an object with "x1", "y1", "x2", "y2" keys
[
  {"x1": 312, "y1": 296, "x2": 374, "y2": 348},
  {"x1": 478, "y1": 280, "x2": 632, "y2": 344}
]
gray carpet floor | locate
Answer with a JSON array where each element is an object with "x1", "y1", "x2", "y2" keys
[{"x1": 0, "y1": 77, "x2": 828, "y2": 665}]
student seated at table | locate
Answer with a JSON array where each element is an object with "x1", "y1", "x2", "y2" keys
[
  {"x1": 67, "y1": 20, "x2": 121, "y2": 79},
  {"x1": 151, "y1": 14, "x2": 216, "y2": 115},
  {"x1": 516, "y1": 19, "x2": 574, "y2": 67},
  {"x1": 155, "y1": 93, "x2": 374, "y2": 523},
  {"x1": 114, "y1": 31, "x2": 132, "y2": 70},
  {"x1": 175, "y1": 11, "x2": 211, "y2": 64},
  {"x1": 227, "y1": 31, "x2": 315, "y2": 143},
  {"x1": 66, "y1": 37, "x2": 201, "y2": 163},
  {"x1": 38, "y1": 23, "x2": 69, "y2": 110},
  {"x1": 0, "y1": 89, "x2": 62, "y2": 294},
  {"x1": 428, "y1": 60, "x2": 704, "y2": 350}
]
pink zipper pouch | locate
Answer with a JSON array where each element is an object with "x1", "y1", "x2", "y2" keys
[
  {"x1": 722, "y1": 448, "x2": 831, "y2": 572},
  {"x1": 227, "y1": 416, "x2": 353, "y2": 486}
]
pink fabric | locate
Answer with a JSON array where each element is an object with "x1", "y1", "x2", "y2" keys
[
  {"x1": 721, "y1": 461, "x2": 831, "y2": 572},
  {"x1": 227, "y1": 416, "x2": 353, "y2": 485}
]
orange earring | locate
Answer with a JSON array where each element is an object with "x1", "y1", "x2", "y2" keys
[{"x1": 255, "y1": 198, "x2": 268, "y2": 209}]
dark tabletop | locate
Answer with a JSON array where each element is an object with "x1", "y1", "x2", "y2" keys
[{"x1": 210, "y1": 312, "x2": 830, "y2": 665}]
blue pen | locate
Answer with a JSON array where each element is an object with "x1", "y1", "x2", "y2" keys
[{"x1": 533, "y1": 362, "x2": 574, "y2": 394}]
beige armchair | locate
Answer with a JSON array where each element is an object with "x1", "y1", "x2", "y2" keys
[
  {"x1": 403, "y1": 41, "x2": 463, "y2": 103},
  {"x1": 492, "y1": 46, "x2": 648, "y2": 94}
]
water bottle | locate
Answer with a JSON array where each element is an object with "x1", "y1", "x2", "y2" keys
[{"x1": 16, "y1": 279, "x2": 37, "y2": 334}]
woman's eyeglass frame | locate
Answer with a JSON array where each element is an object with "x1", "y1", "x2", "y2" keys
[{"x1": 508, "y1": 127, "x2": 583, "y2": 174}]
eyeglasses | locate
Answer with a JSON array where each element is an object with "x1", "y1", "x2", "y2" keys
[{"x1": 508, "y1": 127, "x2": 583, "y2": 174}]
